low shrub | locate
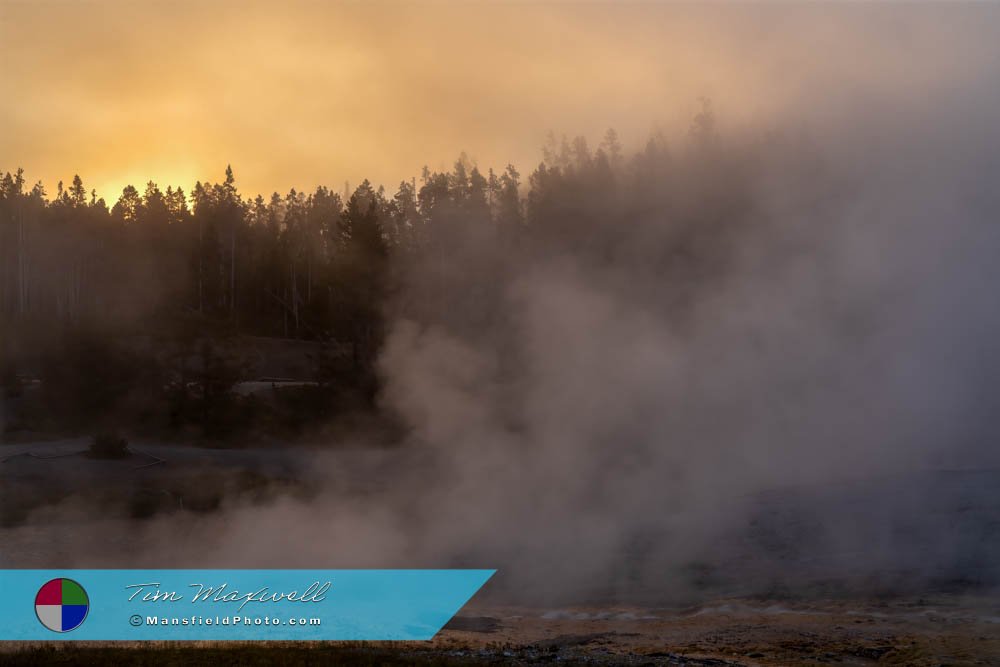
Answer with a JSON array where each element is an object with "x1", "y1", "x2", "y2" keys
[{"x1": 89, "y1": 432, "x2": 129, "y2": 459}]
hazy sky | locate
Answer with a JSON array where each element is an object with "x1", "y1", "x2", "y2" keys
[{"x1": 2, "y1": 2, "x2": 998, "y2": 201}]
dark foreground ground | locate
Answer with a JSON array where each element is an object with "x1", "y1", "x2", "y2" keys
[
  {"x1": 3, "y1": 440, "x2": 999, "y2": 665},
  {"x1": 3, "y1": 595, "x2": 1000, "y2": 666}
]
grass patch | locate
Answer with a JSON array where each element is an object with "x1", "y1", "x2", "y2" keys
[{"x1": 0, "y1": 646, "x2": 487, "y2": 667}]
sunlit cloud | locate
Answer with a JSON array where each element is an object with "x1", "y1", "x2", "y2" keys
[{"x1": 3, "y1": 2, "x2": 999, "y2": 201}]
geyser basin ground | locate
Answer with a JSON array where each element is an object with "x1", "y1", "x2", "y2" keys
[
  {"x1": 2, "y1": 439, "x2": 999, "y2": 664},
  {"x1": 2, "y1": 597, "x2": 999, "y2": 665}
]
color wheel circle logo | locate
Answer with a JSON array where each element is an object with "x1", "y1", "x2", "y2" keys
[{"x1": 35, "y1": 578, "x2": 89, "y2": 633}]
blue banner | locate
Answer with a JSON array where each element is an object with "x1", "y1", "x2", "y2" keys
[{"x1": 0, "y1": 569, "x2": 495, "y2": 640}]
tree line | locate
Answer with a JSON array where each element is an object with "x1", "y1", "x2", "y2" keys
[
  {"x1": 0, "y1": 129, "x2": 638, "y2": 349},
  {"x1": 2, "y1": 105, "x2": 761, "y2": 438}
]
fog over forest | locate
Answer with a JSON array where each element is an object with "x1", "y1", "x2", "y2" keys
[
  {"x1": 4, "y1": 89, "x2": 1000, "y2": 602},
  {"x1": 4, "y1": 4, "x2": 1000, "y2": 609}
]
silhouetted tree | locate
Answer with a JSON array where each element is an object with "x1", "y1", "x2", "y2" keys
[{"x1": 2, "y1": 103, "x2": 745, "y2": 428}]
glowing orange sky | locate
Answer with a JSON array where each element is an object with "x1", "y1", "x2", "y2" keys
[{"x1": 2, "y1": 2, "x2": 998, "y2": 202}]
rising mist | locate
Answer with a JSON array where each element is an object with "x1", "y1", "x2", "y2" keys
[{"x1": 3, "y1": 3, "x2": 1000, "y2": 609}]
